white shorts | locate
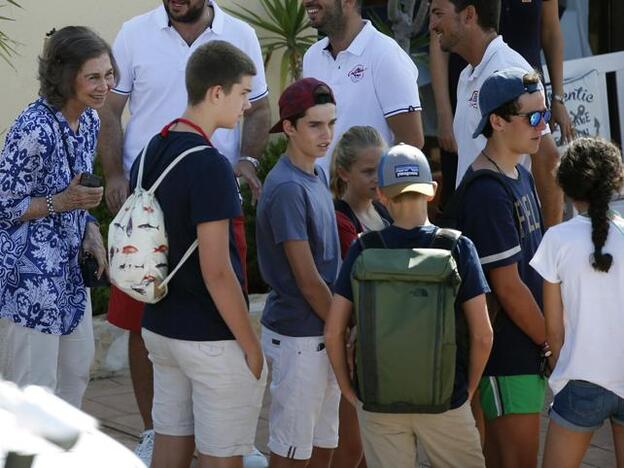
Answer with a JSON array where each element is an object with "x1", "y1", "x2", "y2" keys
[
  {"x1": 261, "y1": 326, "x2": 340, "y2": 460},
  {"x1": 142, "y1": 328, "x2": 267, "y2": 457}
]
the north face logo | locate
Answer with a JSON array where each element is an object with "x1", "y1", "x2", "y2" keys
[
  {"x1": 469, "y1": 90, "x2": 479, "y2": 109},
  {"x1": 348, "y1": 64, "x2": 367, "y2": 82}
]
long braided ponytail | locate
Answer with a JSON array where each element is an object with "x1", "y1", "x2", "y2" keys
[{"x1": 557, "y1": 138, "x2": 624, "y2": 273}]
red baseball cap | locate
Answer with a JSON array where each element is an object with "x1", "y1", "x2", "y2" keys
[{"x1": 269, "y1": 78, "x2": 336, "y2": 133}]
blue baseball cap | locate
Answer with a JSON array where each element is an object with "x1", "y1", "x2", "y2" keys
[
  {"x1": 472, "y1": 68, "x2": 544, "y2": 139},
  {"x1": 378, "y1": 143, "x2": 434, "y2": 198}
]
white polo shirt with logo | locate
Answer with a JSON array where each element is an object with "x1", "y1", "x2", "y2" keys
[
  {"x1": 112, "y1": 1, "x2": 268, "y2": 174},
  {"x1": 453, "y1": 36, "x2": 550, "y2": 187},
  {"x1": 303, "y1": 20, "x2": 421, "y2": 176}
]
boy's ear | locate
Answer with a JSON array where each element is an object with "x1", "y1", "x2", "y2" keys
[
  {"x1": 283, "y1": 119, "x2": 296, "y2": 137},
  {"x1": 490, "y1": 113, "x2": 506, "y2": 132},
  {"x1": 204, "y1": 84, "x2": 224, "y2": 104}
]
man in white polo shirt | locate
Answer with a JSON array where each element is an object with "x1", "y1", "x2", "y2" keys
[
  {"x1": 302, "y1": 0, "x2": 424, "y2": 178},
  {"x1": 430, "y1": 0, "x2": 563, "y2": 227},
  {"x1": 98, "y1": 1, "x2": 270, "y2": 466}
]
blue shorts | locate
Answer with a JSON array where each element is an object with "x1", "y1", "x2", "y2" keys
[{"x1": 550, "y1": 380, "x2": 624, "y2": 432}]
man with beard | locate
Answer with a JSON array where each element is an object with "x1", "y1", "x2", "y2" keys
[
  {"x1": 99, "y1": 1, "x2": 270, "y2": 466},
  {"x1": 429, "y1": 0, "x2": 563, "y2": 227},
  {"x1": 302, "y1": 0, "x2": 424, "y2": 180}
]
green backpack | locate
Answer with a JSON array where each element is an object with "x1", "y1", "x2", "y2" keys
[{"x1": 351, "y1": 228, "x2": 462, "y2": 414}]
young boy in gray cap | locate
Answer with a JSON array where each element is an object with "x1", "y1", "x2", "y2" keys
[
  {"x1": 456, "y1": 67, "x2": 550, "y2": 467},
  {"x1": 325, "y1": 143, "x2": 493, "y2": 468}
]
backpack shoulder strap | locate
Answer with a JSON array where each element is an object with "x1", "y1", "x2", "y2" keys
[
  {"x1": 430, "y1": 228, "x2": 461, "y2": 251},
  {"x1": 160, "y1": 239, "x2": 199, "y2": 288},
  {"x1": 439, "y1": 169, "x2": 520, "y2": 234},
  {"x1": 147, "y1": 145, "x2": 210, "y2": 194},
  {"x1": 358, "y1": 230, "x2": 386, "y2": 250},
  {"x1": 334, "y1": 199, "x2": 363, "y2": 233}
]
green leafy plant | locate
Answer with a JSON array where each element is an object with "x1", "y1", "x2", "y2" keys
[
  {"x1": 224, "y1": 0, "x2": 316, "y2": 91},
  {"x1": 0, "y1": 0, "x2": 22, "y2": 68}
]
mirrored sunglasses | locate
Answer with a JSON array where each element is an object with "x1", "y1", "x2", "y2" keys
[{"x1": 511, "y1": 109, "x2": 552, "y2": 127}]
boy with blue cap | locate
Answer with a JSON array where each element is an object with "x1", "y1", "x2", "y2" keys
[
  {"x1": 326, "y1": 143, "x2": 493, "y2": 467},
  {"x1": 457, "y1": 67, "x2": 550, "y2": 468}
]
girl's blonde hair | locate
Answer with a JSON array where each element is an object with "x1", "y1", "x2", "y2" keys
[{"x1": 329, "y1": 125, "x2": 385, "y2": 198}]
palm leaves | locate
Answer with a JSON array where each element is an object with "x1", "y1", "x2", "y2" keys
[
  {"x1": 0, "y1": 0, "x2": 22, "y2": 68},
  {"x1": 224, "y1": 0, "x2": 316, "y2": 91}
]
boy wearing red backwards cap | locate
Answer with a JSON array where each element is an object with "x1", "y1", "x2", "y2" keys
[{"x1": 256, "y1": 78, "x2": 341, "y2": 468}]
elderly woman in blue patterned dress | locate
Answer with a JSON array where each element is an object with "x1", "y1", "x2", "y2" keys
[{"x1": 0, "y1": 26, "x2": 117, "y2": 408}]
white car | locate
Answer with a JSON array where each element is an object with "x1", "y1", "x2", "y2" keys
[{"x1": 0, "y1": 380, "x2": 145, "y2": 468}]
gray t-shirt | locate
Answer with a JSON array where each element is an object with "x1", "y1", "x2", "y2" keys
[{"x1": 256, "y1": 155, "x2": 340, "y2": 337}]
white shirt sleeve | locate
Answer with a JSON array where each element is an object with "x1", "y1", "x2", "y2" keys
[
  {"x1": 111, "y1": 25, "x2": 133, "y2": 95},
  {"x1": 374, "y1": 45, "x2": 422, "y2": 118},
  {"x1": 242, "y1": 27, "x2": 268, "y2": 102},
  {"x1": 529, "y1": 229, "x2": 561, "y2": 283}
]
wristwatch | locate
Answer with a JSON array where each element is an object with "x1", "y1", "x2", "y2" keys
[
  {"x1": 552, "y1": 94, "x2": 565, "y2": 105},
  {"x1": 240, "y1": 156, "x2": 260, "y2": 170}
]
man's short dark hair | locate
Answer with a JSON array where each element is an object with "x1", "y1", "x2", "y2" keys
[
  {"x1": 482, "y1": 71, "x2": 542, "y2": 138},
  {"x1": 186, "y1": 40, "x2": 256, "y2": 105},
  {"x1": 448, "y1": 0, "x2": 500, "y2": 32},
  {"x1": 38, "y1": 26, "x2": 119, "y2": 110}
]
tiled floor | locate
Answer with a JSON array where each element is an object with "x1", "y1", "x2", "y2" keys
[{"x1": 84, "y1": 375, "x2": 616, "y2": 467}]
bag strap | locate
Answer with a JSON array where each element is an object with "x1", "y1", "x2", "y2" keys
[
  {"x1": 160, "y1": 239, "x2": 199, "y2": 288},
  {"x1": 440, "y1": 169, "x2": 522, "y2": 236},
  {"x1": 358, "y1": 230, "x2": 386, "y2": 250},
  {"x1": 145, "y1": 145, "x2": 210, "y2": 194},
  {"x1": 430, "y1": 227, "x2": 461, "y2": 251}
]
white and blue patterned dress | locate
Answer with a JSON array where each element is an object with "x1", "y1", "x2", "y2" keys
[{"x1": 0, "y1": 97, "x2": 100, "y2": 335}]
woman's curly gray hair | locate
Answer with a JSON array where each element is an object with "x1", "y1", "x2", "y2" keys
[{"x1": 38, "y1": 26, "x2": 118, "y2": 109}]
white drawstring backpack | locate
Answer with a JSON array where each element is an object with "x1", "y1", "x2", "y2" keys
[{"x1": 108, "y1": 142, "x2": 209, "y2": 303}]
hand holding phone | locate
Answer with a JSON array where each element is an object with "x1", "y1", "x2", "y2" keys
[{"x1": 79, "y1": 172, "x2": 103, "y2": 188}]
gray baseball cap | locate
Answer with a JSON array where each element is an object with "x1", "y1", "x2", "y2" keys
[{"x1": 378, "y1": 143, "x2": 434, "y2": 198}]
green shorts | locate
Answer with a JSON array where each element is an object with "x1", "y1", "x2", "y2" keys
[{"x1": 479, "y1": 375, "x2": 546, "y2": 420}]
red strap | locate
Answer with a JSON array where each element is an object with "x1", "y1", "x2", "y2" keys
[{"x1": 160, "y1": 118, "x2": 212, "y2": 146}]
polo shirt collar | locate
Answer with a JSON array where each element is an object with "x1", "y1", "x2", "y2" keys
[
  {"x1": 467, "y1": 35, "x2": 504, "y2": 81},
  {"x1": 323, "y1": 20, "x2": 376, "y2": 57},
  {"x1": 154, "y1": 0, "x2": 224, "y2": 35}
]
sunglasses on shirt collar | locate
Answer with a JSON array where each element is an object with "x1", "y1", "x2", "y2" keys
[{"x1": 510, "y1": 109, "x2": 552, "y2": 127}]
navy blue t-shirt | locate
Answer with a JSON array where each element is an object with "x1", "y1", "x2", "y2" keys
[
  {"x1": 334, "y1": 224, "x2": 490, "y2": 409},
  {"x1": 458, "y1": 166, "x2": 544, "y2": 376},
  {"x1": 129, "y1": 131, "x2": 243, "y2": 341}
]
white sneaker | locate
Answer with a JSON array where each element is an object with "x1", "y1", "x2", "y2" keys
[
  {"x1": 243, "y1": 446, "x2": 268, "y2": 468},
  {"x1": 134, "y1": 429, "x2": 154, "y2": 467}
]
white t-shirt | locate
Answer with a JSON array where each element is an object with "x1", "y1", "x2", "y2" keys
[
  {"x1": 112, "y1": 1, "x2": 268, "y2": 174},
  {"x1": 303, "y1": 21, "x2": 421, "y2": 177},
  {"x1": 530, "y1": 214, "x2": 624, "y2": 398},
  {"x1": 453, "y1": 36, "x2": 550, "y2": 187}
]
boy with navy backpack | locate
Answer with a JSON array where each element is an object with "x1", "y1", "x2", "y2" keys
[{"x1": 325, "y1": 144, "x2": 492, "y2": 468}]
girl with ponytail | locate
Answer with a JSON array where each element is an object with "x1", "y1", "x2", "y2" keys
[
  {"x1": 329, "y1": 126, "x2": 391, "y2": 468},
  {"x1": 530, "y1": 137, "x2": 624, "y2": 467},
  {"x1": 330, "y1": 126, "x2": 392, "y2": 259}
]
